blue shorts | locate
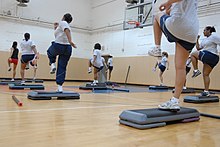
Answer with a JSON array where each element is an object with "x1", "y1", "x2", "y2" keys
[
  {"x1": 160, "y1": 15, "x2": 196, "y2": 52},
  {"x1": 158, "y1": 63, "x2": 166, "y2": 72},
  {"x1": 21, "y1": 54, "x2": 35, "y2": 64},
  {"x1": 199, "y1": 50, "x2": 219, "y2": 68},
  {"x1": 108, "y1": 66, "x2": 113, "y2": 71},
  {"x1": 94, "y1": 66, "x2": 104, "y2": 72}
]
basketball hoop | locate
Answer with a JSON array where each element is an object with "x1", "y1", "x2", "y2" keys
[{"x1": 127, "y1": 20, "x2": 140, "y2": 27}]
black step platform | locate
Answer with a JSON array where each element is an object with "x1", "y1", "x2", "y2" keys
[
  {"x1": 79, "y1": 83, "x2": 107, "y2": 90},
  {"x1": 172, "y1": 88, "x2": 196, "y2": 93},
  {"x1": 9, "y1": 84, "x2": 45, "y2": 90},
  {"x1": 27, "y1": 91, "x2": 80, "y2": 100},
  {"x1": 25, "y1": 79, "x2": 44, "y2": 83},
  {"x1": 149, "y1": 85, "x2": 169, "y2": 90},
  {"x1": 184, "y1": 95, "x2": 219, "y2": 103},
  {"x1": 119, "y1": 107, "x2": 200, "y2": 129},
  {"x1": 0, "y1": 79, "x2": 43, "y2": 85}
]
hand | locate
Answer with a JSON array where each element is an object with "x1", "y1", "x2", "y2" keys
[
  {"x1": 159, "y1": 1, "x2": 172, "y2": 11},
  {"x1": 71, "y1": 42, "x2": 77, "y2": 48},
  {"x1": 167, "y1": 68, "x2": 169, "y2": 70}
]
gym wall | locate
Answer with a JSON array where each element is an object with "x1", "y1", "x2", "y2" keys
[{"x1": 1, "y1": 51, "x2": 220, "y2": 90}]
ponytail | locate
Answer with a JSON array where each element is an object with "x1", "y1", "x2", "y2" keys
[{"x1": 206, "y1": 26, "x2": 216, "y2": 33}]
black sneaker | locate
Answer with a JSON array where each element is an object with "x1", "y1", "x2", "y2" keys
[
  {"x1": 192, "y1": 70, "x2": 201, "y2": 78},
  {"x1": 200, "y1": 91, "x2": 210, "y2": 97}
]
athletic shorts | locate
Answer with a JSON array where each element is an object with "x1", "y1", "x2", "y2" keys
[
  {"x1": 108, "y1": 66, "x2": 113, "y2": 71},
  {"x1": 8, "y1": 58, "x2": 18, "y2": 65},
  {"x1": 30, "y1": 60, "x2": 37, "y2": 67},
  {"x1": 94, "y1": 66, "x2": 104, "y2": 72},
  {"x1": 160, "y1": 15, "x2": 196, "y2": 52},
  {"x1": 199, "y1": 50, "x2": 219, "y2": 68},
  {"x1": 186, "y1": 66, "x2": 191, "y2": 75},
  {"x1": 158, "y1": 63, "x2": 166, "y2": 72},
  {"x1": 21, "y1": 54, "x2": 35, "y2": 64}
]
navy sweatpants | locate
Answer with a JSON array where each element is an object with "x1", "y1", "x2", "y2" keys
[{"x1": 47, "y1": 42, "x2": 72, "y2": 85}]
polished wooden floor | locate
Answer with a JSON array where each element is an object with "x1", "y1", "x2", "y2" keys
[{"x1": 0, "y1": 81, "x2": 219, "y2": 147}]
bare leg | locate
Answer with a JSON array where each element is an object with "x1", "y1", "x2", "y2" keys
[
  {"x1": 20, "y1": 63, "x2": 26, "y2": 81},
  {"x1": 154, "y1": 13, "x2": 164, "y2": 45},
  {"x1": 12, "y1": 63, "x2": 17, "y2": 79},
  {"x1": 159, "y1": 71, "x2": 164, "y2": 84},
  {"x1": 190, "y1": 51, "x2": 199, "y2": 70},
  {"x1": 173, "y1": 43, "x2": 189, "y2": 99},
  {"x1": 33, "y1": 68, "x2": 37, "y2": 79},
  {"x1": 109, "y1": 70, "x2": 112, "y2": 81},
  {"x1": 94, "y1": 68, "x2": 98, "y2": 81},
  {"x1": 203, "y1": 64, "x2": 212, "y2": 91},
  {"x1": 8, "y1": 59, "x2": 11, "y2": 67}
]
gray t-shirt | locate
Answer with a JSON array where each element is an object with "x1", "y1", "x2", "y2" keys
[{"x1": 165, "y1": 0, "x2": 199, "y2": 43}]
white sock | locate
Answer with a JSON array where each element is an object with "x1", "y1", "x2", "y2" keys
[
  {"x1": 88, "y1": 67, "x2": 91, "y2": 70},
  {"x1": 155, "y1": 45, "x2": 160, "y2": 49},
  {"x1": 194, "y1": 69, "x2": 198, "y2": 72},
  {"x1": 171, "y1": 97, "x2": 179, "y2": 103}
]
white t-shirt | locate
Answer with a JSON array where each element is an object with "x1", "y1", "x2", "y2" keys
[
  {"x1": 20, "y1": 40, "x2": 35, "y2": 55},
  {"x1": 200, "y1": 33, "x2": 220, "y2": 55},
  {"x1": 54, "y1": 21, "x2": 71, "y2": 45},
  {"x1": 92, "y1": 49, "x2": 103, "y2": 67},
  {"x1": 108, "y1": 58, "x2": 113, "y2": 66},
  {"x1": 160, "y1": 56, "x2": 167, "y2": 67},
  {"x1": 165, "y1": 0, "x2": 199, "y2": 43}
]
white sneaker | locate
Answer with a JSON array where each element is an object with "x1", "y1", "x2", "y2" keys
[
  {"x1": 57, "y1": 85, "x2": 63, "y2": 93},
  {"x1": 21, "y1": 80, "x2": 25, "y2": 85},
  {"x1": 50, "y1": 63, "x2": 56, "y2": 74},
  {"x1": 11, "y1": 79, "x2": 15, "y2": 82},
  {"x1": 88, "y1": 67, "x2": 92, "y2": 74},
  {"x1": 148, "y1": 47, "x2": 161, "y2": 57},
  {"x1": 158, "y1": 100, "x2": 180, "y2": 111},
  {"x1": 183, "y1": 86, "x2": 187, "y2": 90},
  {"x1": 8, "y1": 67, "x2": 12, "y2": 71},
  {"x1": 33, "y1": 77, "x2": 36, "y2": 80},
  {"x1": 91, "y1": 80, "x2": 97, "y2": 86}
]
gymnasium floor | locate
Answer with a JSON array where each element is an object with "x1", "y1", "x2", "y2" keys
[{"x1": 0, "y1": 81, "x2": 219, "y2": 147}]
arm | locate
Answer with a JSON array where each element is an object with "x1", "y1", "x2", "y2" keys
[
  {"x1": 93, "y1": 55, "x2": 97, "y2": 65},
  {"x1": 64, "y1": 28, "x2": 77, "y2": 48},
  {"x1": 196, "y1": 35, "x2": 203, "y2": 50},
  {"x1": 103, "y1": 60, "x2": 108, "y2": 69},
  {"x1": 9, "y1": 47, "x2": 13, "y2": 59},
  {"x1": 160, "y1": 0, "x2": 182, "y2": 11},
  {"x1": 31, "y1": 45, "x2": 39, "y2": 59}
]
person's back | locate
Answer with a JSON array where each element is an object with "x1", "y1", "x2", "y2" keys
[
  {"x1": 20, "y1": 39, "x2": 35, "y2": 55},
  {"x1": 93, "y1": 49, "x2": 103, "y2": 67}
]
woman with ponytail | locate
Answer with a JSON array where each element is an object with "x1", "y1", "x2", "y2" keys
[
  {"x1": 191, "y1": 26, "x2": 220, "y2": 96},
  {"x1": 20, "y1": 33, "x2": 38, "y2": 84}
]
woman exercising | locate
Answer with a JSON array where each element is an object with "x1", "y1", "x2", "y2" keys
[
  {"x1": 148, "y1": 0, "x2": 199, "y2": 111},
  {"x1": 153, "y1": 52, "x2": 169, "y2": 86},
  {"x1": 8, "y1": 41, "x2": 19, "y2": 81},
  {"x1": 20, "y1": 33, "x2": 38, "y2": 84},
  {"x1": 191, "y1": 26, "x2": 220, "y2": 96},
  {"x1": 47, "y1": 13, "x2": 77, "y2": 92}
]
